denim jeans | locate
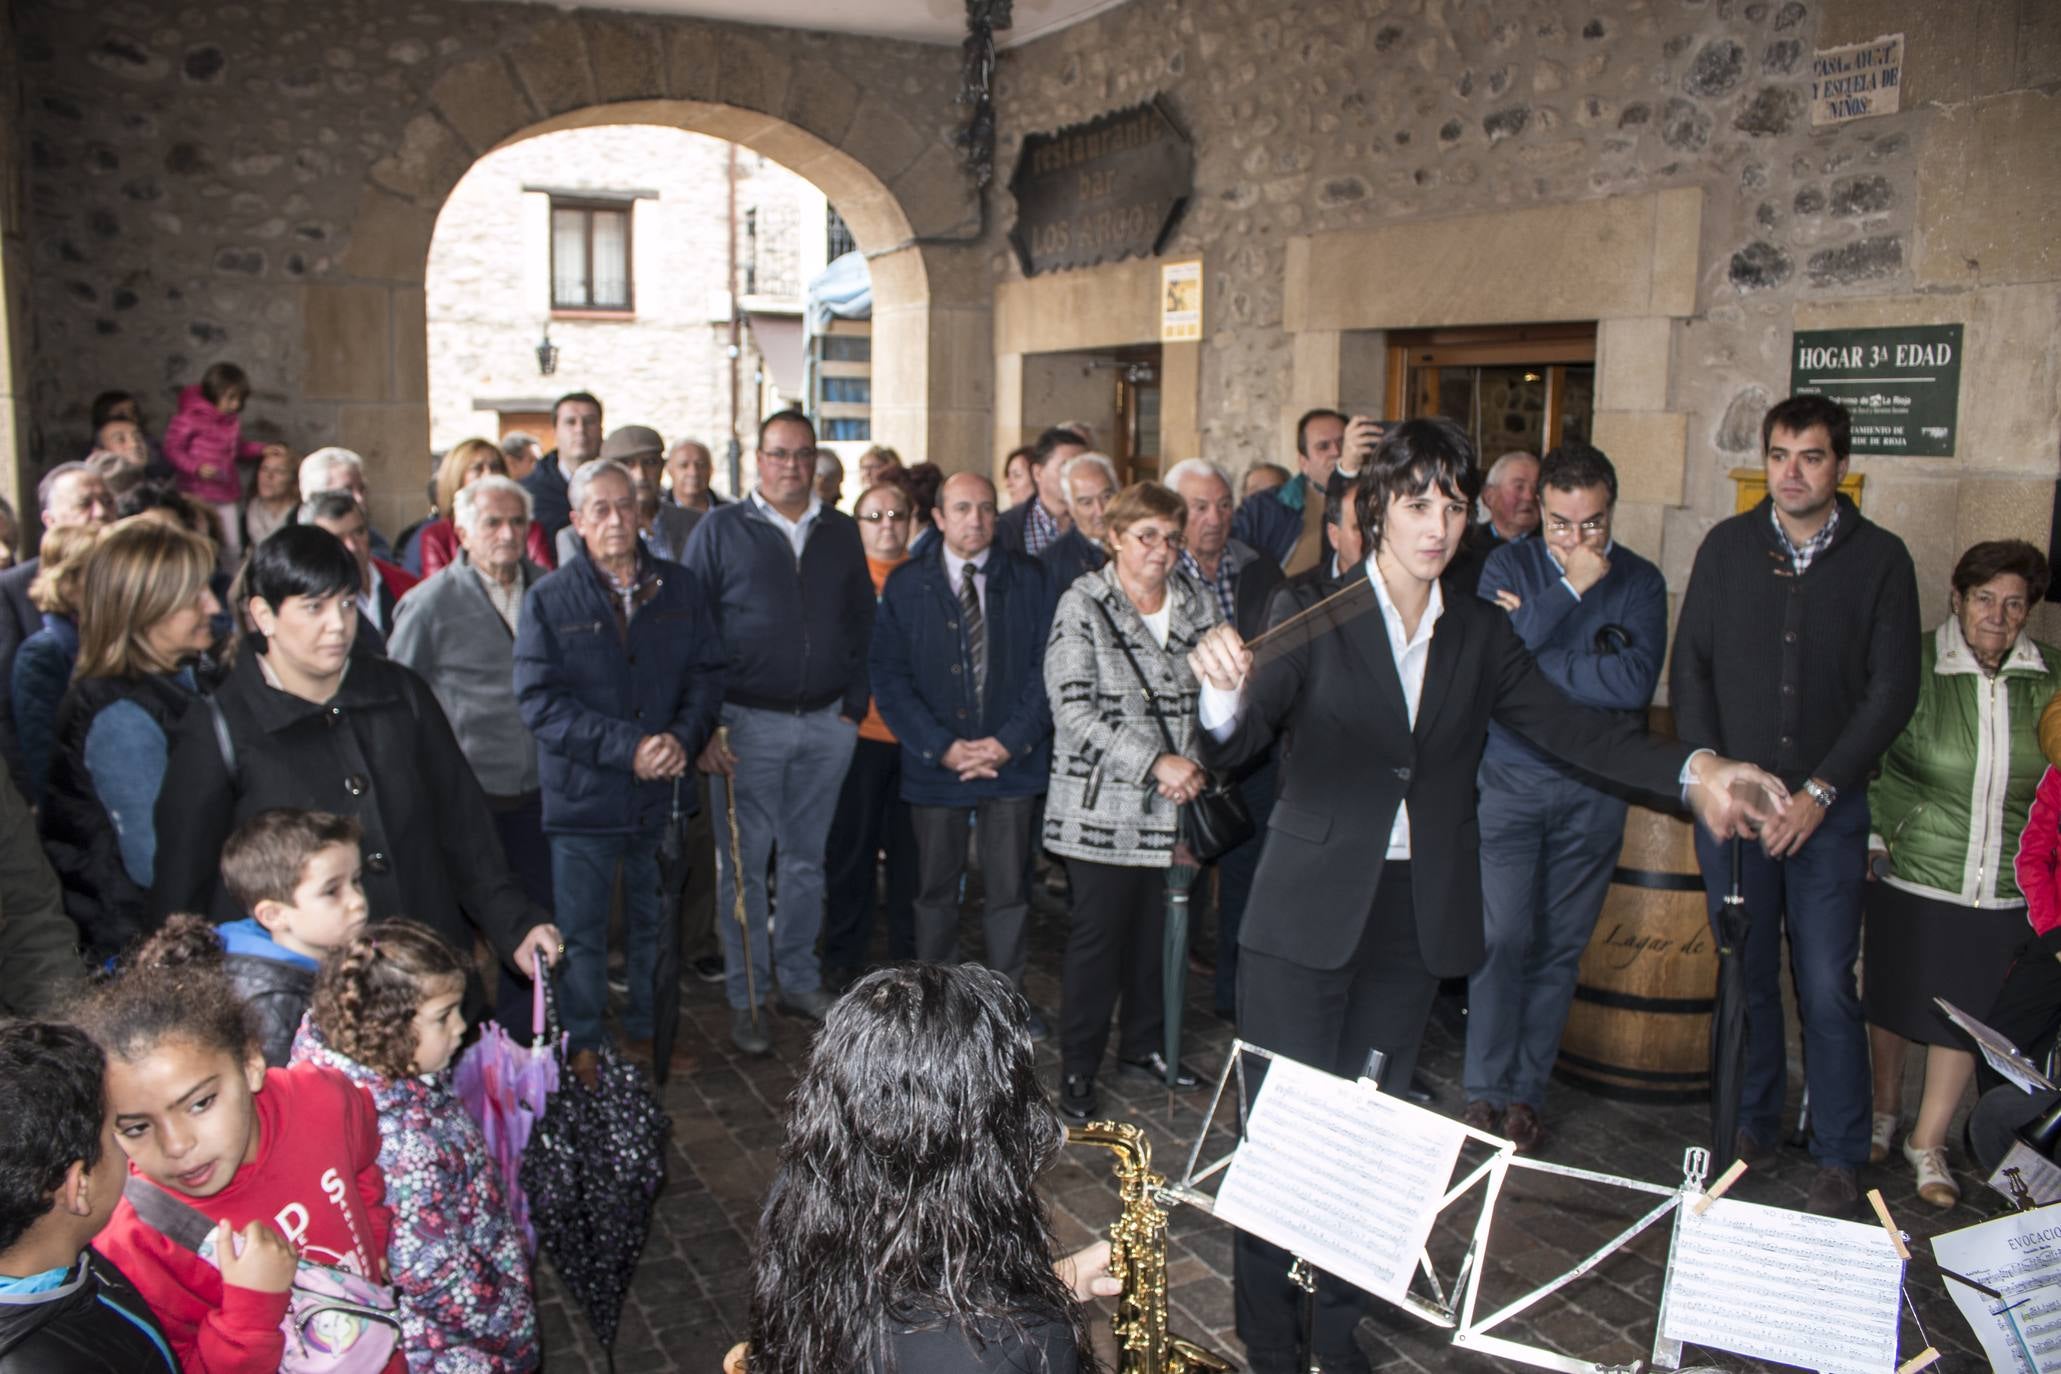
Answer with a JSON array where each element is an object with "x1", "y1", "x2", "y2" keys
[
  {"x1": 1464, "y1": 760, "x2": 1627, "y2": 1110},
  {"x1": 551, "y1": 823, "x2": 664, "y2": 1053},
  {"x1": 1694, "y1": 790, "x2": 1871, "y2": 1168},
  {"x1": 712, "y1": 703, "x2": 858, "y2": 1010}
]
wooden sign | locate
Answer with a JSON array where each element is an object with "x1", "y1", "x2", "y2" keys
[{"x1": 1008, "y1": 97, "x2": 1193, "y2": 278}]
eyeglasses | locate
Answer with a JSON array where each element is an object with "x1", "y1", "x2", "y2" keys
[
  {"x1": 1124, "y1": 527, "x2": 1185, "y2": 550},
  {"x1": 1545, "y1": 516, "x2": 1610, "y2": 537},
  {"x1": 857, "y1": 508, "x2": 911, "y2": 523},
  {"x1": 759, "y1": 446, "x2": 819, "y2": 466}
]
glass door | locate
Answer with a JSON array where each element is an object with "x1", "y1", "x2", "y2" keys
[{"x1": 1386, "y1": 324, "x2": 1598, "y2": 460}]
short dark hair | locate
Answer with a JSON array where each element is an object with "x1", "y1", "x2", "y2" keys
[
  {"x1": 1353, "y1": 417, "x2": 1482, "y2": 552},
  {"x1": 757, "y1": 409, "x2": 816, "y2": 451},
  {"x1": 1762, "y1": 394, "x2": 1851, "y2": 462},
  {"x1": 902, "y1": 462, "x2": 944, "y2": 522},
  {"x1": 551, "y1": 392, "x2": 602, "y2": 423},
  {"x1": 199, "y1": 361, "x2": 249, "y2": 406},
  {"x1": 1539, "y1": 442, "x2": 1619, "y2": 505},
  {"x1": 1030, "y1": 426, "x2": 1087, "y2": 468},
  {"x1": 245, "y1": 524, "x2": 361, "y2": 611},
  {"x1": 1953, "y1": 539, "x2": 2051, "y2": 605},
  {"x1": 89, "y1": 390, "x2": 137, "y2": 428},
  {"x1": 0, "y1": 1022, "x2": 107, "y2": 1254},
  {"x1": 221, "y1": 809, "x2": 364, "y2": 913},
  {"x1": 1295, "y1": 408, "x2": 1348, "y2": 457}
]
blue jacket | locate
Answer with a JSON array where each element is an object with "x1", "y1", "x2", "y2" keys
[
  {"x1": 681, "y1": 495, "x2": 874, "y2": 719},
  {"x1": 1041, "y1": 527, "x2": 1107, "y2": 599},
  {"x1": 1478, "y1": 534, "x2": 1667, "y2": 776},
  {"x1": 10, "y1": 613, "x2": 77, "y2": 805},
  {"x1": 513, "y1": 545, "x2": 725, "y2": 834},
  {"x1": 870, "y1": 545, "x2": 1057, "y2": 805}
]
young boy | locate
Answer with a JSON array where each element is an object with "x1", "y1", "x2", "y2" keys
[
  {"x1": 217, "y1": 809, "x2": 369, "y2": 1066},
  {"x1": 0, "y1": 1021, "x2": 174, "y2": 1372}
]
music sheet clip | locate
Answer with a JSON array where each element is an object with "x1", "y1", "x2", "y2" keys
[
  {"x1": 1865, "y1": 1188, "x2": 1911, "y2": 1260},
  {"x1": 1690, "y1": 1159, "x2": 1747, "y2": 1215},
  {"x1": 1894, "y1": 1347, "x2": 1940, "y2": 1373}
]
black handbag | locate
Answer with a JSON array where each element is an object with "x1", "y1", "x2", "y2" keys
[{"x1": 1088, "y1": 595, "x2": 1254, "y2": 864}]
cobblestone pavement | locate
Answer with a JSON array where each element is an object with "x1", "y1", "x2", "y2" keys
[{"x1": 533, "y1": 897, "x2": 1993, "y2": 1373}]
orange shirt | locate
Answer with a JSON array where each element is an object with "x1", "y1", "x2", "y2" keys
[{"x1": 859, "y1": 554, "x2": 907, "y2": 743}]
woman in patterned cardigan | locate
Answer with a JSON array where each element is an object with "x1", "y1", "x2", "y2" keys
[{"x1": 1043, "y1": 481, "x2": 1221, "y2": 1125}]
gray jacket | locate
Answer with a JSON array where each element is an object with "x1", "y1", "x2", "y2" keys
[
  {"x1": 388, "y1": 559, "x2": 543, "y2": 797},
  {"x1": 554, "y1": 502, "x2": 700, "y2": 568},
  {"x1": 1042, "y1": 564, "x2": 1220, "y2": 868}
]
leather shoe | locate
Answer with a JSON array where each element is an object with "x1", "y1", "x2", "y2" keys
[
  {"x1": 567, "y1": 1048, "x2": 601, "y2": 1090},
  {"x1": 777, "y1": 987, "x2": 836, "y2": 1021},
  {"x1": 1804, "y1": 1164, "x2": 1860, "y2": 1218},
  {"x1": 1460, "y1": 1099, "x2": 1500, "y2": 1134},
  {"x1": 1502, "y1": 1102, "x2": 1546, "y2": 1155},
  {"x1": 621, "y1": 1037, "x2": 698, "y2": 1077},
  {"x1": 1060, "y1": 1073, "x2": 1098, "y2": 1124},
  {"x1": 1024, "y1": 1004, "x2": 1051, "y2": 1042},
  {"x1": 1403, "y1": 1071, "x2": 1436, "y2": 1106},
  {"x1": 1119, "y1": 1051, "x2": 1201, "y2": 1089},
  {"x1": 1734, "y1": 1127, "x2": 1775, "y2": 1167},
  {"x1": 730, "y1": 1008, "x2": 772, "y2": 1057}
]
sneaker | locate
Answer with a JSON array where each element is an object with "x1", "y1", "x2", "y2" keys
[
  {"x1": 1804, "y1": 1164, "x2": 1860, "y2": 1217},
  {"x1": 777, "y1": 987, "x2": 836, "y2": 1021},
  {"x1": 1118, "y1": 1051, "x2": 1201, "y2": 1089},
  {"x1": 1059, "y1": 1073, "x2": 1097, "y2": 1124},
  {"x1": 1870, "y1": 1111, "x2": 1898, "y2": 1165},
  {"x1": 1903, "y1": 1140, "x2": 1959, "y2": 1208},
  {"x1": 1460, "y1": 1100, "x2": 1501, "y2": 1134},
  {"x1": 730, "y1": 1007, "x2": 772, "y2": 1057},
  {"x1": 691, "y1": 955, "x2": 725, "y2": 984}
]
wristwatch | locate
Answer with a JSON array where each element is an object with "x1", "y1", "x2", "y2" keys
[{"x1": 1803, "y1": 778, "x2": 1837, "y2": 809}]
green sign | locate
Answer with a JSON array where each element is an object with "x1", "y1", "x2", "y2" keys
[{"x1": 1790, "y1": 324, "x2": 1962, "y2": 456}]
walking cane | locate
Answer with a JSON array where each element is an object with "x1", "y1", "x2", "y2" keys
[{"x1": 718, "y1": 725, "x2": 759, "y2": 1029}]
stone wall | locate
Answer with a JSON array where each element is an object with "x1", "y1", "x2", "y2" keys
[
  {"x1": 988, "y1": 0, "x2": 2061, "y2": 630},
  {"x1": 425, "y1": 124, "x2": 822, "y2": 473},
  {"x1": 11, "y1": 0, "x2": 974, "y2": 534}
]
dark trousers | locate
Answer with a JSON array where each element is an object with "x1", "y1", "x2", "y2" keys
[
  {"x1": 822, "y1": 737, "x2": 918, "y2": 971},
  {"x1": 1233, "y1": 864, "x2": 1430, "y2": 1368},
  {"x1": 1212, "y1": 755, "x2": 1277, "y2": 1014},
  {"x1": 1693, "y1": 791, "x2": 1871, "y2": 1168},
  {"x1": 1060, "y1": 857, "x2": 1167, "y2": 1079},
  {"x1": 489, "y1": 791, "x2": 552, "y2": 1035},
  {"x1": 1980, "y1": 938, "x2": 2061, "y2": 1093},
  {"x1": 911, "y1": 794, "x2": 1037, "y2": 987}
]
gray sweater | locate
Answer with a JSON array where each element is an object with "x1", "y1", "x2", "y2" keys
[
  {"x1": 388, "y1": 559, "x2": 542, "y2": 797},
  {"x1": 1042, "y1": 564, "x2": 1219, "y2": 868}
]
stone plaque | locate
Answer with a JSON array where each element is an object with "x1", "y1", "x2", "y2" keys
[
  {"x1": 1008, "y1": 97, "x2": 1193, "y2": 278},
  {"x1": 1790, "y1": 323, "x2": 1961, "y2": 456},
  {"x1": 1810, "y1": 33, "x2": 1903, "y2": 126}
]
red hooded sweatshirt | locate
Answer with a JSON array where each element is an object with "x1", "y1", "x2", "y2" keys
[
  {"x1": 162, "y1": 384, "x2": 264, "y2": 505},
  {"x1": 92, "y1": 1063, "x2": 404, "y2": 1374}
]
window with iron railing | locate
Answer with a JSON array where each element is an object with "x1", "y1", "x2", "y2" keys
[{"x1": 826, "y1": 205, "x2": 856, "y2": 261}]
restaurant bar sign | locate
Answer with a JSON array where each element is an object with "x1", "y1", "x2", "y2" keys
[
  {"x1": 1790, "y1": 323, "x2": 1962, "y2": 456},
  {"x1": 1009, "y1": 97, "x2": 1193, "y2": 278}
]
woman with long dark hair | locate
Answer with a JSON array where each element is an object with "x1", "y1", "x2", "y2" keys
[{"x1": 738, "y1": 963, "x2": 1115, "y2": 1374}]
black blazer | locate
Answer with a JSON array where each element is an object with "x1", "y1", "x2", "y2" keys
[{"x1": 1198, "y1": 565, "x2": 1689, "y2": 977}]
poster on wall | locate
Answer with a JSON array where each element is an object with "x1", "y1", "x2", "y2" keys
[
  {"x1": 1789, "y1": 323, "x2": 1961, "y2": 456},
  {"x1": 1161, "y1": 260, "x2": 1202, "y2": 342},
  {"x1": 1810, "y1": 33, "x2": 1904, "y2": 125}
]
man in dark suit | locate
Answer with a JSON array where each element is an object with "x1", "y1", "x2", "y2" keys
[
  {"x1": 1187, "y1": 418, "x2": 1782, "y2": 1374},
  {"x1": 994, "y1": 426, "x2": 1087, "y2": 559},
  {"x1": 0, "y1": 463, "x2": 116, "y2": 785}
]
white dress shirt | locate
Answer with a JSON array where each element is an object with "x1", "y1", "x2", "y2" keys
[
  {"x1": 751, "y1": 488, "x2": 822, "y2": 560},
  {"x1": 1199, "y1": 556, "x2": 1442, "y2": 860},
  {"x1": 941, "y1": 546, "x2": 992, "y2": 616}
]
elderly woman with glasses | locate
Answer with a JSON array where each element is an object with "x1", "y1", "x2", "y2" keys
[
  {"x1": 819, "y1": 481, "x2": 921, "y2": 990},
  {"x1": 1043, "y1": 481, "x2": 1219, "y2": 1123}
]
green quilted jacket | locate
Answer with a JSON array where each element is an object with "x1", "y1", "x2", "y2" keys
[{"x1": 1869, "y1": 619, "x2": 2061, "y2": 907}]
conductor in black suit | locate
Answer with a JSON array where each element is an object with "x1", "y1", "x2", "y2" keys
[{"x1": 1187, "y1": 418, "x2": 1783, "y2": 1374}]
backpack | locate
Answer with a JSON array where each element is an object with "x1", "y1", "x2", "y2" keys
[{"x1": 122, "y1": 1176, "x2": 401, "y2": 1373}]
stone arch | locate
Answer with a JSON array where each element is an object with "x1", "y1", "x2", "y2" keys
[{"x1": 310, "y1": 13, "x2": 987, "y2": 533}]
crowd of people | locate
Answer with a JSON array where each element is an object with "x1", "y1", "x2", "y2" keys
[{"x1": 0, "y1": 371, "x2": 2053, "y2": 1374}]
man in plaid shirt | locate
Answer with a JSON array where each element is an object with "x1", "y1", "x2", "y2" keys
[{"x1": 996, "y1": 426, "x2": 1088, "y2": 559}]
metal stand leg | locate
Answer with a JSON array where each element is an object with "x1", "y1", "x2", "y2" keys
[{"x1": 1289, "y1": 1257, "x2": 1318, "y2": 1374}]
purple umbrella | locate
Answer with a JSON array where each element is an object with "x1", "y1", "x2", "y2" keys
[{"x1": 454, "y1": 953, "x2": 562, "y2": 1255}]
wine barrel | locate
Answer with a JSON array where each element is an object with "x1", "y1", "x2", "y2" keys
[{"x1": 1554, "y1": 803, "x2": 1717, "y2": 1103}]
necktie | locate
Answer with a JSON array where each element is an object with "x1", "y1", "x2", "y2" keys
[{"x1": 960, "y1": 562, "x2": 987, "y2": 699}]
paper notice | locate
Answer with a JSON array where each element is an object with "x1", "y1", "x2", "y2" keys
[
  {"x1": 1933, "y1": 1207, "x2": 2061, "y2": 1373},
  {"x1": 1659, "y1": 1195, "x2": 1904, "y2": 1373},
  {"x1": 1990, "y1": 1143, "x2": 2061, "y2": 1210},
  {"x1": 1211, "y1": 1055, "x2": 1466, "y2": 1304}
]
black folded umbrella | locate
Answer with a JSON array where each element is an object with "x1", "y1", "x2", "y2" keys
[
  {"x1": 651, "y1": 776, "x2": 690, "y2": 1085},
  {"x1": 521, "y1": 975, "x2": 671, "y2": 1359},
  {"x1": 1710, "y1": 838, "x2": 1750, "y2": 1167}
]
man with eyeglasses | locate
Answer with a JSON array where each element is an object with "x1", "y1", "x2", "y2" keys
[
  {"x1": 1464, "y1": 442, "x2": 1667, "y2": 1153},
  {"x1": 683, "y1": 410, "x2": 873, "y2": 1055},
  {"x1": 870, "y1": 471, "x2": 1057, "y2": 1029}
]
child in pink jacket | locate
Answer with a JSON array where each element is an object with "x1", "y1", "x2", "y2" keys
[{"x1": 162, "y1": 362, "x2": 273, "y2": 562}]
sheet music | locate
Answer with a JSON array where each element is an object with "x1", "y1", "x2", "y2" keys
[
  {"x1": 1933, "y1": 1207, "x2": 2061, "y2": 1373},
  {"x1": 1990, "y1": 1144, "x2": 2061, "y2": 1210},
  {"x1": 1937, "y1": 997, "x2": 2057, "y2": 1092},
  {"x1": 1210, "y1": 1055, "x2": 1466, "y2": 1303},
  {"x1": 1660, "y1": 1195, "x2": 1903, "y2": 1373}
]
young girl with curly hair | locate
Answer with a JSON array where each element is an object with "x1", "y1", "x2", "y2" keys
[{"x1": 293, "y1": 920, "x2": 538, "y2": 1373}]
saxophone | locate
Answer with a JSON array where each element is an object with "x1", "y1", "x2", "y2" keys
[{"x1": 1068, "y1": 1121, "x2": 1234, "y2": 1373}]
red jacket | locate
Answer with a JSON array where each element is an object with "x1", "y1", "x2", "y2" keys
[
  {"x1": 92, "y1": 1063, "x2": 403, "y2": 1374},
  {"x1": 2017, "y1": 765, "x2": 2061, "y2": 949},
  {"x1": 416, "y1": 518, "x2": 555, "y2": 578},
  {"x1": 162, "y1": 385, "x2": 264, "y2": 505}
]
